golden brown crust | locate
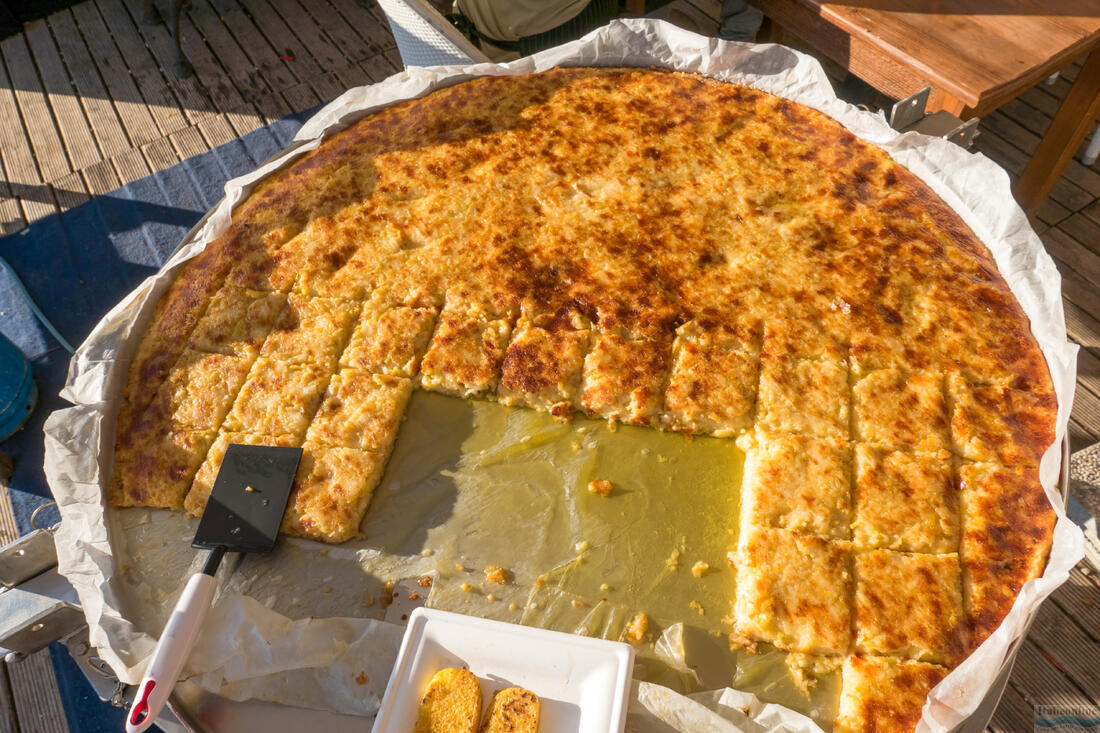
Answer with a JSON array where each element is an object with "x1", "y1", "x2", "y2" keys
[
  {"x1": 854, "y1": 550, "x2": 967, "y2": 665},
  {"x1": 733, "y1": 527, "x2": 853, "y2": 654},
  {"x1": 836, "y1": 656, "x2": 948, "y2": 733},
  {"x1": 958, "y1": 463, "x2": 1056, "y2": 648},
  {"x1": 740, "y1": 434, "x2": 851, "y2": 540},
  {"x1": 947, "y1": 373, "x2": 1057, "y2": 467},
  {"x1": 853, "y1": 447, "x2": 957, "y2": 554},
  {"x1": 109, "y1": 68, "x2": 1060, "y2": 728}
]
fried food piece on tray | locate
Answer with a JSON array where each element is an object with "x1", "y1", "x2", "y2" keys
[{"x1": 415, "y1": 667, "x2": 482, "y2": 733}]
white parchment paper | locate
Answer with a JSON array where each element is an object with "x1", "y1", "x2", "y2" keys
[{"x1": 44, "y1": 18, "x2": 1084, "y2": 732}]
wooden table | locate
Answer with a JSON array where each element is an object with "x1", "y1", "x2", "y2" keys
[{"x1": 754, "y1": 0, "x2": 1100, "y2": 212}]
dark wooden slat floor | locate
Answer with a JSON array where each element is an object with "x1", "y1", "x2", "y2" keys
[{"x1": 0, "y1": 1, "x2": 1097, "y2": 731}]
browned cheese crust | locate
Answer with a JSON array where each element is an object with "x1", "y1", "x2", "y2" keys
[{"x1": 108, "y1": 68, "x2": 1058, "y2": 731}]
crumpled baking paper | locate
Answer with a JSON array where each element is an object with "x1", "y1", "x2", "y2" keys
[{"x1": 44, "y1": 17, "x2": 1084, "y2": 732}]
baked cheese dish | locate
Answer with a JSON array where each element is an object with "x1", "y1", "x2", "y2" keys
[{"x1": 108, "y1": 68, "x2": 1058, "y2": 732}]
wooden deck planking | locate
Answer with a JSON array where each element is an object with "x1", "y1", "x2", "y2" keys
[
  {"x1": 21, "y1": 19, "x2": 100, "y2": 172},
  {"x1": 4, "y1": 651, "x2": 70, "y2": 733},
  {"x1": 328, "y1": 0, "x2": 397, "y2": 56},
  {"x1": 266, "y1": 0, "x2": 347, "y2": 73},
  {"x1": 1027, "y1": 600, "x2": 1100, "y2": 704},
  {"x1": 112, "y1": 147, "x2": 151, "y2": 185},
  {"x1": 89, "y1": 3, "x2": 189, "y2": 138},
  {"x1": 204, "y1": 0, "x2": 301, "y2": 90},
  {"x1": 80, "y1": 158, "x2": 121, "y2": 196},
  {"x1": 987, "y1": 683, "x2": 1033, "y2": 733},
  {"x1": 0, "y1": 34, "x2": 71, "y2": 184},
  {"x1": 94, "y1": 0, "x2": 206, "y2": 132},
  {"x1": 47, "y1": 9, "x2": 133, "y2": 159},
  {"x1": 69, "y1": 1, "x2": 162, "y2": 148},
  {"x1": 185, "y1": 0, "x2": 275, "y2": 107},
  {"x1": 116, "y1": 0, "x2": 219, "y2": 124},
  {"x1": 298, "y1": 0, "x2": 382, "y2": 63}
]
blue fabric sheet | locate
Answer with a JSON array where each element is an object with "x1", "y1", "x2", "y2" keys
[{"x1": 0, "y1": 108, "x2": 314, "y2": 732}]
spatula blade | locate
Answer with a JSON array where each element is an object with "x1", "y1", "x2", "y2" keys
[{"x1": 192, "y1": 444, "x2": 302, "y2": 554}]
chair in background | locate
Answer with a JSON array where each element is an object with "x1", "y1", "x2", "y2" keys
[{"x1": 375, "y1": 0, "x2": 486, "y2": 68}]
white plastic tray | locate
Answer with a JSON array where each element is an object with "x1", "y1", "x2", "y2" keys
[{"x1": 371, "y1": 607, "x2": 635, "y2": 733}]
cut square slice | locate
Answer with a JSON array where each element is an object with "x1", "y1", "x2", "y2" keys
[
  {"x1": 498, "y1": 322, "x2": 589, "y2": 416},
  {"x1": 854, "y1": 550, "x2": 965, "y2": 664},
  {"x1": 947, "y1": 374, "x2": 1057, "y2": 467},
  {"x1": 581, "y1": 332, "x2": 671, "y2": 426},
  {"x1": 183, "y1": 432, "x2": 300, "y2": 516},
  {"x1": 259, "y1": 295, "x2": 359, "y2": 368},
  {"x1": 853, "y1": 447, "x2": 957, "y2": 553},
  {"x1": 306, "y1": 371, "x2": 412, "y2": 452},
  {"x1": 959, "y1": 463, "x2": 1055, "y2": 647},
  {"x1": 109, "y1": 429, "x2": 216, "y2": 509},
  {"x1": 835, "y1": 655, "x2": 948, "y2": 733},
  {"x1": 281, "y1": 442, "x2": 388, "y2": 543},
  {"x1": 225, "y1": 229, "x2": 313, "y2": 292},
  {"x1": 144, "y1": 350, "x2": 254, "y2": 431},
  {"x1": 340, "y1": 302, "x2": 438, "y2": 377},
  {"x1": 741, "y1": 434, "x2": 851, "y2": 539},
  {"x1": 853, "y1": 369, "x2": 948, "y2": 451},
  {"x1": 187, "y1": 285, "x2": 287, "y2": 357},
  {"x1": 664, "y1": 334, "x2": 758, "y2": 437},
  {"x1": 733, "y1": 527, "x2": 853, "y2": 654},
  {"x1": 222, "y1": 358, "x2": 332, "y2": 438},
  {"x1": 756, "y1": 357, "x2": 848, "y2": 440},
  {"x1": 761, "y1": 316, "x2": 845, "y2": 362},
  {"x1": 300, "y1": 240, "x2": 394, "y2": 301},
  {"x1": 420, "y1": 310, "x2": 512, "y2": 397}
]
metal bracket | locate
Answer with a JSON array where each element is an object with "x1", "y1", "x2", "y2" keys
[
  {"x1": 889, "y1": 87, "x2": 981, "y2": 150},
  {"x1": 0, "y1": 529, "x2": 58, "y2": 588},
  {"x1": 889, "y1": 86, "x2": 931, "y2": 130},
  {"x1": 901, "y1": 111, "x2": 981, "y2": 149},
  {"x1": 0, "y1": 529, "x2": 84, "y2": 657}
]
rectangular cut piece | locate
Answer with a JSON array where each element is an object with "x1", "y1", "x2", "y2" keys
[
  {"x1": 756, "y1": 357, "x2": 848, "y2": 440},
  {"x1": 183, "y1": 432, "x2": 300, "y2": 516},
  {"x1": 740, "y1": 434, "x2": 851, "y2": 540},
  {"x1": 259, "y1": 295, "x2": 359, "y2": 368},
  {"x1": 225, "y1": 230, "x2": 313, "y2": 292},
  {"x1": 664, "y1": 331, "x2": 758, "y2": 437},
  {"x1": 340, "y1": 302, "x2": 437, "y2": 377},
  {"x1": 143, "y1": 350, "x2": 253, "y2": 431},
  {"x1": 835, "y1": 655, "x2": 948, "y2": 733},
  {"x1": 295, "y1": 213, "x2": 402, "y2": 300},
  {"x1": 581, "y1": 332, "x2": 671, "y2": 426},
  {"x1": 761, "y1": 317, "x2": 845, "y2": 362},
  {"x1": 733, "y1": 527, "x2": 853, "y2": 654},
  {"x1": 305, "y1": 371, "x2": 412, "y2": 452},
  {"x1": 853, "y1": 446, "x2": 958, "y2": 553},
  {"x1": 223, "y1": 358, "x2": 332, "y2": 438},
  {"x1": 419, "y1": 309, "x2": 512, "y2": 397},
  {"x1": 187, "y1": 285, "x2": 287, "y2": 357},
  {"x1": 947, "y1": 373, "x2": 1057, "y2": 467},
  {"x1": 854, "y1": 550, "x2": 965, "y2": 665},
  {"x1": 498, "y1": 321, "x2": 589, "y2": 416},
  {"x1": 282, "y1": 441, "x2": 388, "y2": 543},
  {"x1": 109, "y1": 429, "x2": 216, "y2": 509},
  {"x1": 853, "y1": 369, "x2": 948, "y2": 451},
  {"x1": 958, "y1": 463, "x2": 1055, "y2": 647}
]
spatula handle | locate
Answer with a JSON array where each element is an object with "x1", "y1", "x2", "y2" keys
[{"x1": 126, "y1": 571, "x2": 217, "y2": 733}]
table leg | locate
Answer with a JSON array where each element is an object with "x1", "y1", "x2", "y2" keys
[{"x1": 1014, "y1": 47, "x2": 1100, "y2": 213}]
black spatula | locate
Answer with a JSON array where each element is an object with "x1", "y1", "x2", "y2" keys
[{"x1": 126, "y1": 444, "x2": 302, "y2": 733}]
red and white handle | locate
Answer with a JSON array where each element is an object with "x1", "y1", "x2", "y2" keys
[{"x1": 126, "y1": 572, "x2": 216, "y2": 733}]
